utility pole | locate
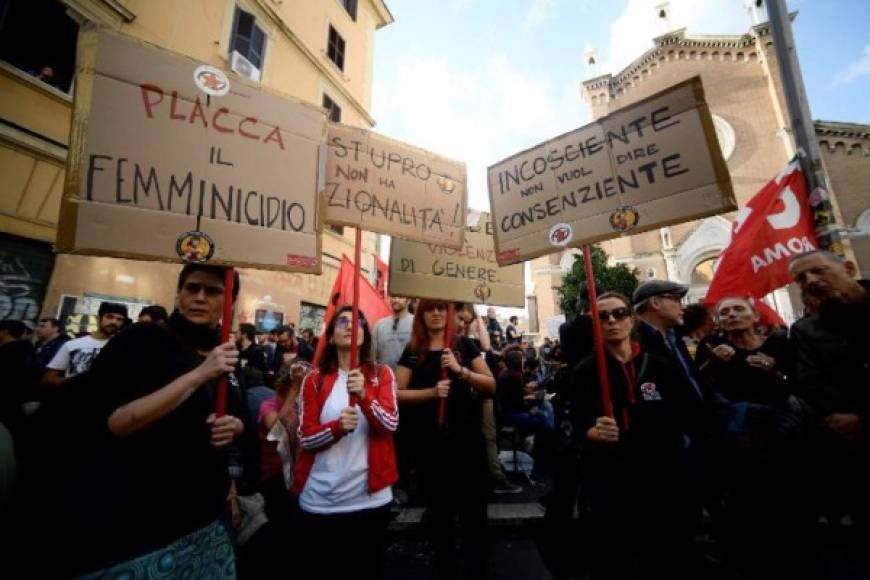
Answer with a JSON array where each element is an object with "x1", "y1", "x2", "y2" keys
[{"x1": 766, "y1": 0, "x2": 845, "y2": 255}]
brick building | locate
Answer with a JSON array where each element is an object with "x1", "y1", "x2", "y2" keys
[{"x1": 532, "y1": 4, "x2": 869, "y2": 335}]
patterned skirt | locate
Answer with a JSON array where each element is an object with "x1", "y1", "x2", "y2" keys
[{"x1": 76, "y1": 520, "x2": 235, "y2": 580}]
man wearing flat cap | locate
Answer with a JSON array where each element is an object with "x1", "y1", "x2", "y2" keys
[
  {"x1": 633, "y1": 280, "x2": 704, "y2": 402},
  {"x1": 634, "y1": 280, "x2": 716, "y2": 540}
]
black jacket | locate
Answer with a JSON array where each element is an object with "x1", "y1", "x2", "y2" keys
[
  {"x1": 790, "y1": 280, "x2": 870, "y2": 421},
  {"x1": 559, "y1": 314, "x2": 594, "y2": 368},
  {"x1": 571, "y1": 344, "x2": 689, "y2": 459}
]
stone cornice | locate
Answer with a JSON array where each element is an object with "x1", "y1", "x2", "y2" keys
[
  {"x1": 581, "y1": 16, "x2": 796, "y2": 102},
  {"x1": 816, "y1": 120, "x2": 870, "y2": 156},
  {"x1": 815, "y1": 120, "x2": 870, "y2": 140},
  {"x1": 369, "y1": 0, "x2": 395, "y2": 29}
]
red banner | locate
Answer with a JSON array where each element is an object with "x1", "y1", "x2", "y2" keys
[
  {"x1": 374, "y1": 254, "x2": 389, "y2": 299},
  {"x1": 312, "y1": 256, "x2": 392, "y2": 367},
  {"x1": 706, "y1": 159, "x2": 817, "y2": 308}
]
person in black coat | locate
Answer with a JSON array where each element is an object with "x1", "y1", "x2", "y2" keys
[{"x1": 572, "y1": 292, "x2": 694, "y2": 580}]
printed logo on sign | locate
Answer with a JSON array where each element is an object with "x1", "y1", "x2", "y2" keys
[
  {"x1": 548, "y1": 223, "x2": 573, "y2": 247},
  {"x1": 287, "y1": 255, "x2": 319, "y2": 268},
  {"x1": 640, "y1": 382, "x2": 662, "y2": 401},
  {"x1": 176, "y1": 231, "x2": 215, "y2": 263},
  {"x1": 498, "y1": 248, "x2": 521, "y2": 262},
  {"x1": 609, "y1": 206, "x2": 640, "y2": 233},
  {"x1": 474, "y1": 283, "x2": 492, "y2": 302},
  {"x1": 436, "y1": 176, "x2": 456, "y2": 195},
  {"x1": 193, "y1": 65, "x2": 230, "y2": 97}
]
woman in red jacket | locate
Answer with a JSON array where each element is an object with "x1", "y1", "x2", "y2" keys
[{"x1": 293, "y1": 306, "x2": 398, "y2": 577}]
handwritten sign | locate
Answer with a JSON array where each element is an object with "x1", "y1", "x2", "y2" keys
[
  {"x1": 322, "y1": 124, "x2": 467, "y2": 249},
  {"x1": 487, "y1": 76, "x2": 735, "y2": 266},
  {"x1": 388, "y1": 212, "x2": 524, "y2": 307},
  {"x1": 58, "y1": 27, "x2": 324, "y2": 272}
]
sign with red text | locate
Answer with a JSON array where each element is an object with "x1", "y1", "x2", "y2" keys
[
  {"x1": 388, "y1": 212, "x2": 525, "y2": 307},
  {"x1": 322, "y1": 123, "x2": 467, "y2": 249},
  {"x1": 58, "y1": 27, "x2": 324, "y2": 272},
  {"x1": 487, "y1": 76, "x2": 735, "y2": 266}
]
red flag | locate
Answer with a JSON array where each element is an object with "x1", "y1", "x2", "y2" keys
[
  {"x1": 374, "y1": 254, "x2": 389, "y2": 299},
  {"x1": 312, "y1": 256, "x2": 392, "y2": 368},
  {"x1": 706, "y1": 159, "x2": 817, "y2": 309}
]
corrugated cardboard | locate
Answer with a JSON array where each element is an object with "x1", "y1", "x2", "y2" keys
[
  {"x1": 58, "y1": 26, "x2": 324, "y2": 273},
  {"x1": 388, "y1": 211, "x2": 524, "y2": 307},
  {"x1": 322, "y1": 123, "x2": 467, "y2": 249},
  {"x1": 487, "y1": 76, "x2": 735, "y2": 266}
]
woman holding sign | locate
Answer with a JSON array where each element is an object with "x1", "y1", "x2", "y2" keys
[
  {"x1": 71, "y1": 263, "x2": 245, "y2": 578},
  {"x1": 293, "y1": 306, "x2": 398, "y2": 578},
  {"x1": 572, "y1": 292, "x2": 694, "y2": 579},
  {"x1": 397, "y1": 299, "x2": 495, "y2": 579}
]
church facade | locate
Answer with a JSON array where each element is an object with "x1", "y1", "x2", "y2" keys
[{"x1": 532, "y1": 14, "x2": 869, "y2": 336}]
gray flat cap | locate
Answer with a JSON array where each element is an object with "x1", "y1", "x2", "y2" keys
[{"x1": 632, "y1": 280, "x2": 689, "y2": 305}]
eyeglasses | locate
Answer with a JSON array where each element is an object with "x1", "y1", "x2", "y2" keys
[
  {"x1": 336, "y1": 317, "x2": 366, "y2": 330},
  {"x1": 182, "y1": 282, "x2": 224, "y2": 296},
  {"x1": 658, "y1": 294, "x2": 684, "y2": 304},
  {"x1": 598, "y1": 307, "x2": 632, "y2": 322},
  {"x1": 423, "y1": 303, "x2": 448, "y2": 312}
]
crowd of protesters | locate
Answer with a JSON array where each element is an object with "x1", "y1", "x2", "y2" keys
[{"x1": 0, "y1": 249, "x2": 867, "y2": 579}]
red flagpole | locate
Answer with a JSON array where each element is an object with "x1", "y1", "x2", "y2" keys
[
  {"x1": 438, "y1": 303, "x2": 454, "y2": 427},
  {"x1": 582, "y1": 246, "x2": 613, "y2": 418},
  {"x1": 215, "y1": 267, "x2": 235, "y2": 417},
  {"x1": 349, "y1": 227, "x2": 362, "y2": 407}
]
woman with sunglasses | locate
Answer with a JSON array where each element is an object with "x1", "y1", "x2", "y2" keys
[
  {"x1": 397, "y1": 299, "x2": 495, "y2": 579},
  {"x1": 292, "y1": 306, "x2": 398, "y2": 578},
  {"x1": 572, "y1": 292, "x2": 694, "y2": 579}
]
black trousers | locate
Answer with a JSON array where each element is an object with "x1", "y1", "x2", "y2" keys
[
  {"x1": 584, "y1": 456, "x2": 694, "y2": 580},
  {"x1": 298, "y1": 503, "x2": 392, "y2": 578},
  {"x1": 420, "y1": 431, "x2": 490, "y2": 580}
]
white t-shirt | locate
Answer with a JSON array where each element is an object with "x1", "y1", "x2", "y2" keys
[
  {"x1": 299, "y1": 369, "x2": 393, "y2": 514},
  {"x1": 47, "y1": 335, "x2": 109, "y2": 378}
]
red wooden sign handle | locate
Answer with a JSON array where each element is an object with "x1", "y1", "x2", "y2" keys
[
  {"x1": 582, "y1": 246, "x2": 613, "y2": 418},
  {"x1": 437, "y1": 303, "x2": 454, "y2": 427},
  {"x1": 215, "y1": 267, "x2": 235, "y2": 417}
]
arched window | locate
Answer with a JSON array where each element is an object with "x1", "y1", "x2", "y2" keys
[{"x1": 691, "y1": 257, "x2": 719, "y2": 286}]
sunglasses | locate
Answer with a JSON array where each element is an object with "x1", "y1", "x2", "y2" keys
[
  {"x1": 598, "y1": 307, "x2": 632, "y2": 322},
  {"x1": 336, "y1": 316, "x2": 367, "y2": 330},
  {"x1": 182, "y1": 282, "x2": 224, "y2": 296}
]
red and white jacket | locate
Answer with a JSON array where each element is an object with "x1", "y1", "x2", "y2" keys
[{"x1": 291, "y1": 363, "x2": 399, "y2": 496}]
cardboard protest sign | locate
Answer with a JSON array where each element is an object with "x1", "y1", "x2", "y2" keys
[
  {"x1": 58, "y1": 27, "x2": 324, "y2": 273},
  {"x1": 487, "y1": 76, "x2": 735, "y2": 266},
  {"x1": 322, "y1": 123, "x2": 467, "y2": 249},
  {"x1": 388, "y1": 211, "x2": 525, "y2": 307}
]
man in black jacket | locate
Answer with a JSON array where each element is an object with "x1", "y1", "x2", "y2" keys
[
  {"x1": 632, "y1": 280, "x2": 716, "y2": 550},
  {"x1": 632, "y1": 281, "x2": 705, "y2": 404},
  {"x1": 789, "y1": 250, "x2": 870, "y2": 539},
  {"x1": 558, "y1": 287, "x2": 596, "y2": 369}
]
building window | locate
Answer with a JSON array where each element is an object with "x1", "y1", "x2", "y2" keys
[
  {"x1": 691, "y1": 257, "x2": 719, "y2": 286},
  {"x1": 327, "y1": 25, "x2": 346, "y2": 71},
  {"x1": 300, "y1": 302, "x2": 327, "y2": 335},
  {"x1": 322, "y1": 94, "x2": 342, "y2": 122},
  {"x1": 327, "y1": 224, "x2": 345, "y2": 235},
  {"x1": 230, "y1": 7, "x2": 265, "y2": 69},
  {"x1": 338, "y1": 0, "x2": 358, "y2": 21},
  {"x1": 0, "y1": 0, "x2": 79, "y2": 92}
]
